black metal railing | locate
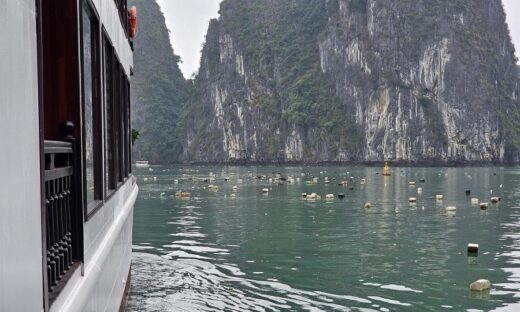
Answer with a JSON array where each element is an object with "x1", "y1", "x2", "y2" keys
[{"x1": 44, "y1": 140, "x2": 74, "y2": 292}]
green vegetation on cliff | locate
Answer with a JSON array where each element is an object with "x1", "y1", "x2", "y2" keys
[
  {"x1": 129, "y1": 0, "x2": 191, "y2": 163},
  {"x1": 131, "y1": 0, "x2": 520, "y2": 163}
]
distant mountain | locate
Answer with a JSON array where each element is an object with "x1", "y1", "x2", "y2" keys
[
  {"x1": 129, "y1": 0, "x2": 191, "y2": 163},
  {"x1": 182, "y1": 0, "x2": 520, "y2": 163},
  {"x1": 129, "y1": 0, "x2": 520, "y2": 164}
]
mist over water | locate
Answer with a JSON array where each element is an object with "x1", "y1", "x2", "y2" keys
[{"x1": 126, "y1": 166, "x2": 520, "y2": 311}]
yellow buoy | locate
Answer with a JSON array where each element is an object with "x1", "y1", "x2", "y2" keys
[{"x1": 383, "y1": 162, "x2": 391, "y2": 176}]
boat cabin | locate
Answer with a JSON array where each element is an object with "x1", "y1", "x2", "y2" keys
[{"x1": 0, "y1": 0, "x2": 138, "y2": 311}]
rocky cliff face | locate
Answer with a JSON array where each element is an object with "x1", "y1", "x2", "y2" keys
[
  {"x1": 319, "y1": 0, "x2": 518, "y2": 162},
  {"x1": 130, "y1": 0, "x2": 191, "y2": 163},
  {"x1": 183, "y1": 0, "x2": 519, "y2": 163},
  {"x1": 183, "y1": 0, "x2": 518, "y2": 162}
]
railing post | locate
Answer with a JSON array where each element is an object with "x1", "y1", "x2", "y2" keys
[{"x1": 60, "y1": 121, "x2": 84, "y2": 264}]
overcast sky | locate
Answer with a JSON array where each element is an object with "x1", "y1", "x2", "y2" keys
[{"x1": 157, "y1": 0, "x2": 520, "y2": 79}]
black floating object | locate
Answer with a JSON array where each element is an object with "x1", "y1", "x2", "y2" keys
[
  {"x1": 467, "y1": 243, "x2": 479, "y2": 255},
  {"x1": 338, "y1": 193, "x2": 346, "y2": 199},
  {"x1": 494, "y1": 173, "x2": 497, "y2": 176},
  {"x1": 419, "y1": 179, "x2": 426, "y2": 183},
  {"x1": 349, "y1": 187, "x2": 354, "y2": 190},
  {"x1": 466, "y1": 190, "x2": 471, "y2": 196}
]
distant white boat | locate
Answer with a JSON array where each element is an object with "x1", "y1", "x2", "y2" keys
[{"x1": 136, "y1": 160, "x2": 150, "y2": 168}]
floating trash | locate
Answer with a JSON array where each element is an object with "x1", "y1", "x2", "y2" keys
[
  {"x1": 446, "y1": 206, "x2": 457, "y2": 212},
  {"x1": 364, "y1": 203, "x2": 371, "y2": 209},
  {"x1": 436, "y1": 195, "x2": 444, "y2": 200},
  {"x1": 470, "y1": 279, "x2": 491, "y2": 292},
  {"x1": 468, "y1": 243, "x2": 479, "y2": 254},
  {"x1": 480, "y1": 203, "x2": 489, "y2": 210},
  {"x1": 471, "y1": 198, "x2": 479, "y2": 205}
]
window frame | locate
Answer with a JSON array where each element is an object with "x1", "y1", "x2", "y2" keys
[
  {"x1": 103, "y1": 30, "x2": 117, "y2": 199},
  {"x1": 102, "y1": 28, "x2": 132, "y2": 203},
  {"x1": 80, "y1": 0, "x2": 104, "y2": 219}
]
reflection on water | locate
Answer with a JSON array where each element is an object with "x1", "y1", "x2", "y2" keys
[{"x1": 126, "y1": 166, "x2": 520, "y2": 311}]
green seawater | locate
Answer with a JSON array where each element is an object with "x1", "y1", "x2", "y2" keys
[{"x1": 126, "y1": 166, "x2": 520, "y2": 311}]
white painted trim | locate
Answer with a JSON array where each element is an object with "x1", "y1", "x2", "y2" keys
[
  {"x1": 49, "y1": 183, "x2": 138, "y2": 312},
  {"x1": 91, "y1": 0, "x2": 133, "y2": 76}
]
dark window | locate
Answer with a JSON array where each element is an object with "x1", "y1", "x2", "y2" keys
[
  {"x1": 103, "y1": 34, "x2": 115, "y2": 193},
  {"x1": 102, "y1": 30, "x2": 132, "y2": 201},
  {"x1": 126, "y1": 79, "x2": 131, "y2": 175},
  {"x1": 119, "y1": 71, "x2": 126, "y2": 180},
  {"x1": 81, "y1": 0, "x2": 102, "y2": 214},
  {"x1": 114, "y1": 61, "x2": 122, "y2": 183}
]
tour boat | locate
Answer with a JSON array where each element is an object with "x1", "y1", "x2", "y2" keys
[
  {"x1": 0, "y1": 0, "x2": 138, "y2": 311},
  {"x1": 135, "y1": 160, "x2": 150, "y2": 168}
]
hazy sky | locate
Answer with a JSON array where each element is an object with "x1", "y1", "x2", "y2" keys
[{"x1": 158, "y1": 0, "x2": 520, "y2": 79}]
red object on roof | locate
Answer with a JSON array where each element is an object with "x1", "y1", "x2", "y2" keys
[{"x1": 129, "y1": 6, "x2": 137, "y2": 38}]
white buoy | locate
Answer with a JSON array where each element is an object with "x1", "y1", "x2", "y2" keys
[
  {"x1": 491, "y1": 197, "x2": 500, "y2": 203},
  {"x1": 153, "y1": 177, "x2": 157, "y2": 181},
  {"x1": 326, "y1": 194, "x2": 334, "y2": 200},
  {"x1": 471, "y1": 198, "x2": 479, "y2": 205},
  {"x1": 262, "y1": 188, "x2": 269, "y2": 193},
  {"x1": 230, "y1": 193, "x2": 236, "y2": 198},
  {"x1": 470, "y1": 279, "x2": 491, "y2": 291},
  {"x1": 409, "y1": 197, "x2": 417, "y2": 203},
  {"x1": 301, "y1": 193, "x2": 307, "y2": 198},
  {"x1": 417, "y1": 187, "x2": 423, "y2": 194},
  {"x1": 364, "y1": 202, "x2": 371, "y2": 209},
  {"x1": 436, "y1": 195, "x2": 444, "y2": 200},
  {"x1": 446, "y1": 206, "x2": 457, "y2": 212},
  {"x1": 308, "y1": 193, "x2": 318, "y2": 200},
  {"x1": 409, "y1": 182, "x2": 416, "y2": 186}
]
